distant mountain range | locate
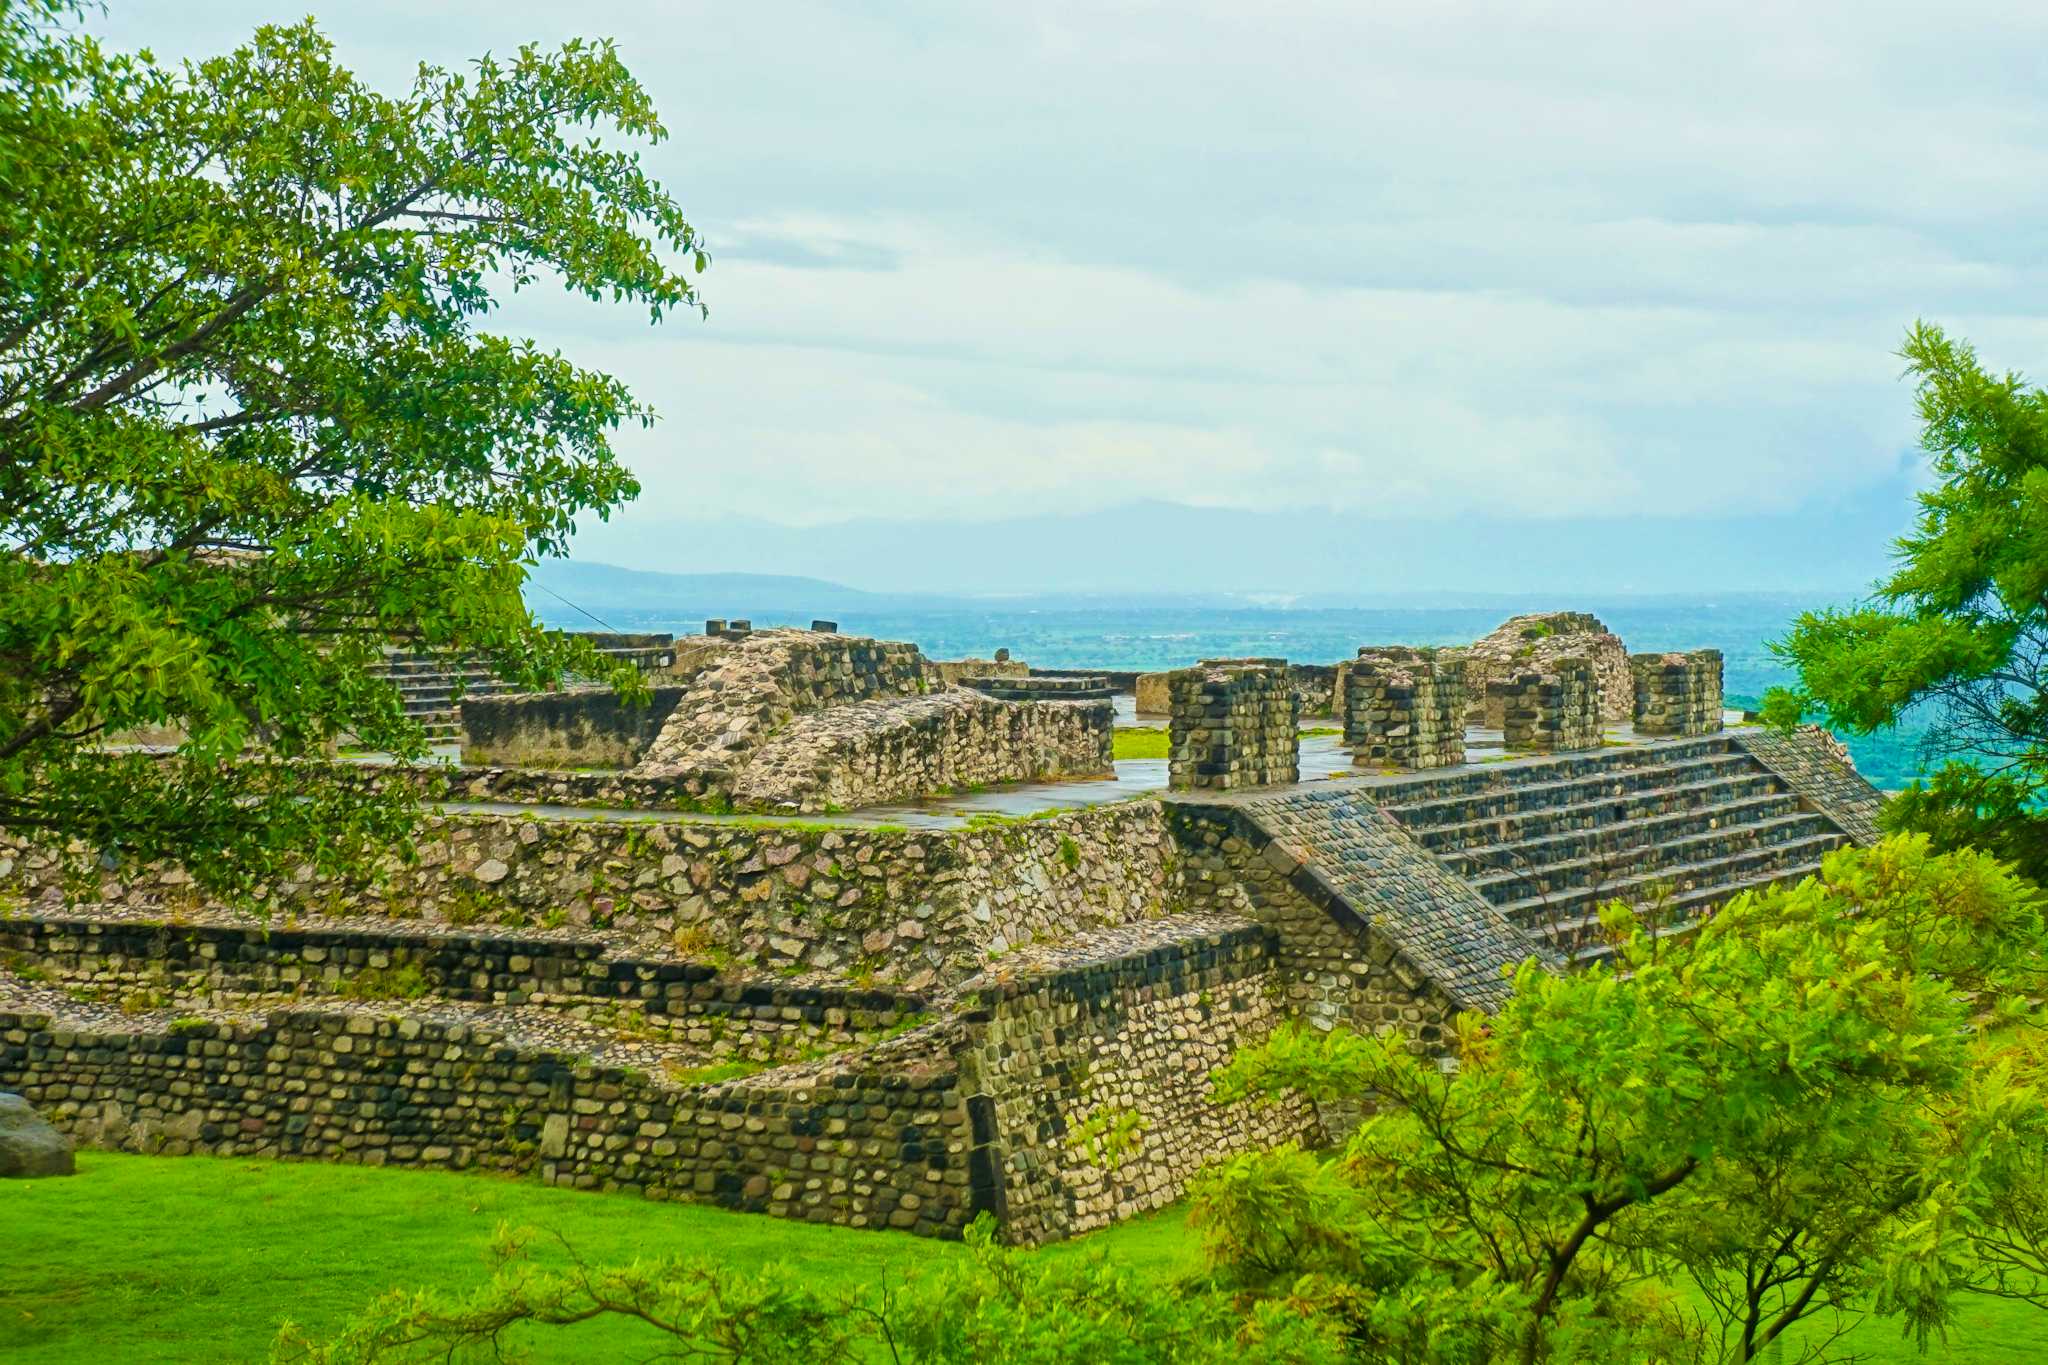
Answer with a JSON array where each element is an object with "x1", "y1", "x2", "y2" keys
[{"x1": 559, "y1": 486, "x2": 1920, "y2": 601}]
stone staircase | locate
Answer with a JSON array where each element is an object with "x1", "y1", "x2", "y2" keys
[
  {"x1": 365, "y1": 652, "x2": 522, "y2": 742},
  {"x1": 367, "y1": 636, "x2": 675, "y2": 743},
  {"x1": 1376, "y1": 736, "x2": 1855, "y2": 965}
]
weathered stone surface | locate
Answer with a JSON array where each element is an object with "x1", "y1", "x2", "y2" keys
[
  {"x1": 1463, "y1": 613, "x2": 1631, "y2": 725},
  {"x1": 1631, "y1": 650, "x2": 1724, "y2": 737},
  {"x1": 460, "y1": 685, "x2": 689, "y2": 768},
  {"x1": 0, "y1": 1091, "x2": 74, "y2": 1177},
  {"x1": 1167, "y1": 659, "x2": 1299, "y2": 791},
  {"x1": 1346, "y1": 647, "x2": 1466, "y2": 770},
  {"x1": 732, "y1": 692, "x2": 1112, "y2": 813},
  {"x1": 1491, "y1": 657, "x2": 1602, "y2": 754},
  {"x1": 0, "y1": 804, "x2": 1186, "y2": 987}
]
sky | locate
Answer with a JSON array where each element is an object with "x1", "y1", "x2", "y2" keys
[{"x1": 98, "y1": 2, "x2": 2048, "y2": 594}]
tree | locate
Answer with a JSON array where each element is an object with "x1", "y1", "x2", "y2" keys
[
  {"x1": 1767, "y1": 323, "x2": 2048, "y2": 879},
  {"x1": 1197, "y1": 837, "x2": 2048, "y2": 1364},
  {"x1": 271, "y1": 1217, "x2": 1346, "y2": 1364},
  {"x1": 0, "y1": 3, "x2": 700, "y2": 894}
]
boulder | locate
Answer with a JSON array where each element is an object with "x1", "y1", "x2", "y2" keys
[{"x1": 0, "y1": 1092, "x2": 75, "y2": 1178}]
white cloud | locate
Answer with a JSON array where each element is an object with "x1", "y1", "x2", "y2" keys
[{"x1": 98, "y1": 0, "x2": 2048, "y2": 553}]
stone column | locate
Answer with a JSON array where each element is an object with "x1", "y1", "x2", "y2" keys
[
  {"x1": 1345, "y1": 647, "x2": 1467, "y2": 769},
  {"x1": 1491, "y1": 657, "x2": 1601, "y2": 753},
  {"x1": 1630, "y1": 649, "x2": 1724, "y2": 736},
  {"x1": 1168, "y1": 658, "x2": 1300, "y2": 791}
]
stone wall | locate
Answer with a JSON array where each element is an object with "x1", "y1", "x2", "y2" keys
[
  {"x1": 958, "y1": 916, "x2": 1319, "y2": 1242},
  {"x1": 634, "y1": 631, "x2": 937, "y2": 796},
  {"x1": 1168, "y1": 660, "x2": 1300, "y2": 791},
  {"x1": 0, "y1": 803, "x2": 1185, "y2": 991},
  {"x1": 0, "y1": 915, "x2": 927, "y2": 1062},
  {"x1": 1134, "y1": 672, "x2": 1171, "y2": 715},
  {"x1": 930, "y1": 655, "x2": 1027, "y2": 685},
  {"x1": 2, "y1": 909, "x2": 1322, "y2": 1245},
  {"x1": 732, "y1": 694, "x2": 1114, "y2": 813},
  {"x1": 460, "y1": 685, "x2": 688, "y2": 768},
  {"x1": 1630, "y1": 650, "x2": 1724, "y2": 737},
  {"x1": 1344, "y1": 647, "x2": 1467, "y2": 770},
  {"x1": 1139, "y1": 664, "x2": 1340, "y2": 718},
  {"x1": 1464, "y1": 612, "x2": 1631, "y2": 726},
  {"x1": 0, "y1": 1003, "x2": 983, "y2": 1237},
  {"x1": 1492, "y1": 659, "x2": 1602, "y2": 753}
]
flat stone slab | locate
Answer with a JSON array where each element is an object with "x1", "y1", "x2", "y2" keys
[{"x1": 0, "y1": 1091, "x2": 74, "y2": 1178}]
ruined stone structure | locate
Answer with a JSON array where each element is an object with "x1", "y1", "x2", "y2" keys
[
  {"x1": 2, "y1": 599, "x2": 1889, "y2": 1248},
  {"x1": 1344, "y1": 647, "x2": 1467, "y2": 770},
  {"x1": 730, "y1": 690, "x2": 1112, "y2": 814},
  {"x1": 1492, "y1": 658, "x2": 1602, "y2": 753},
  {"x1": 452, "y1": 630, "x2": 1108, "y2": 813},
  {"x1": 1138, "y1": 663, "x2": 1342, "y2": 718},
  {"x1": 1167, "y1": 659, "x2": 1300, "y2": 791},
  {"x1": 1631, "y1": 649, "x2": 1725, "y2": 737},
  {"x1": 1464, "y1": 612, "x2": 1631, "y2": 726},
  {"x1": 461, "y1": 684, "x2": 689, "y2": 768}
]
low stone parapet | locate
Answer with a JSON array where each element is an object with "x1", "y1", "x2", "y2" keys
[
  {"x1": 1168, "y1": 659, "x2": 1299, "y2": 791},
  {"x1": 1492, "y1": 658, "x2": 1602, "y2": 753},
  {"x1": 460, "y1": 685, "x2": 689, "y2": 768},
  {"x1": 1345, "y1": 647, "x2": 1466, "y2": 770},
  {"x1": 956, "y1": 675, "x2": 1115, "y2": 702},
  {"x1": 1630, "y1": 649, "x2": 1724, "y2": 737}
]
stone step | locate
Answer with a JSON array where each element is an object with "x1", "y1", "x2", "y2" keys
[
  {"x1": 1435, "y1": 789, "x2": 1810, "y2": 876},
  {"x1": 1464, "y1": 811, "x2": 1841, "y2": 906},
  {"x1": 1401, "y1": 770, "x2": 1790, "y2": 852},
  {"x1": 1385, "y1": 752, "x2": 1761, "y2": 830},
  {"x1": 1368, "y1": 735, "x2": 1740, "y2": 806},
  {"x1": 1565, "y1": 860, "x2": 1833, "y2": 966},
  {"x1": 1493, "y1": 833, "x2": 1848, "y2": 936}
]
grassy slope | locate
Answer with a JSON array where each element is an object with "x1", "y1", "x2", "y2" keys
[
  {"x1": 4, "y1": 1154, "x2": 2044, "y2": 1363},
  {"x1": 0, "y1": 1153, "x2": 1199, "y2": 1364}
]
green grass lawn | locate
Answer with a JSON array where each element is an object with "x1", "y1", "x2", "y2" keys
[
  {"x1": 1113, "y1": 726, "x2": 1169, "y2": 760},
  {"x1": 0, "y1": 1153, "x2": 1200, "y2": 1364},
  {"x1": 3, "y1": 1153, "x2": 2043, "y2": 1363}
]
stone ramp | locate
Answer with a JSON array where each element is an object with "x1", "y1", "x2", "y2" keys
[{"x1": 1171, "y1": 786, "x2": 1544, "y2": 1015}]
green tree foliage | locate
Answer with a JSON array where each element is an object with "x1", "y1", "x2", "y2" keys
[
  {"x1": 0, "y1": 3, "x2": 699, "y2": 893},
  {"x1": 1198, "y1": 838, "x2": 2048, "y2": 1364},
  {"x1": 272, "y1": 1217, "x2": 1345, "y2": 1364},
  {"x1": 1767, "y1": 323, "x2": 2048, "y2": 877}
]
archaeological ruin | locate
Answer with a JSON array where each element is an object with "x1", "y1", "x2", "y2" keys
[{"x1": 0, "y1": 609, "x2": 1885, "y2": 1243}]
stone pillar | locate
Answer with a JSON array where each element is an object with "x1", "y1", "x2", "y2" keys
[
  {"x1": 1630, "y1": 649, "x2": 1724, "y2": 736},
  {"x1": 1168, "y1": 658, "x2": 1300, "y2": 791},
  {"x1": 1491, "y1": 657, "x2": 1601, "y2": 753},
  {"x1": 1345, "y1": 647, "x2": 1467, "y2": 769}
]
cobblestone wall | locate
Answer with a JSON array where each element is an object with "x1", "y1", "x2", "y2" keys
[
  {"x1": 0, "y1": 1005, "x2": 981, "y2": 1237},
  {"x1": 1493, "y1": 659, "x2": 1602, "y2": 753},
  {"x1": 732, "y1": 694, "x2": 1113, "y2": 813},
  {"x1": 1630, "y1": 650, "x2": 1724, "y2": 737},
  {"x1": 0, "y1": 804, "x2": 1184, "y2": 991},
  {"x1": 1345, "y1": 647, "x2": 1467, "y2": 770},
  {"x1": 459, "y1": 685, "x2": 689, "y2": 768},
  {"x1": 1168, "y1": 660, "x2": 1300, "y2": 791},
  {"x1": 635, "y1": 630, "x2": 938, "y2": 796},
  {"x1": 2, "y1": 911, "x2": 1320, "y2": 1245},
  {"x1": 958, "y1": 916, "x2": 1319, "y2": 1242},
  {"x1": 0, "y1": 915, "x2": 927, "y2": 1061},
  {"x1": 1464, "y1": 613, "x2": 1631, "y2": 726}
]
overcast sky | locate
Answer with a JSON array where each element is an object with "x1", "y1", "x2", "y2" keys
[{"x1": 98, "y1": 3, "x2": 2048, "y2": 586}]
